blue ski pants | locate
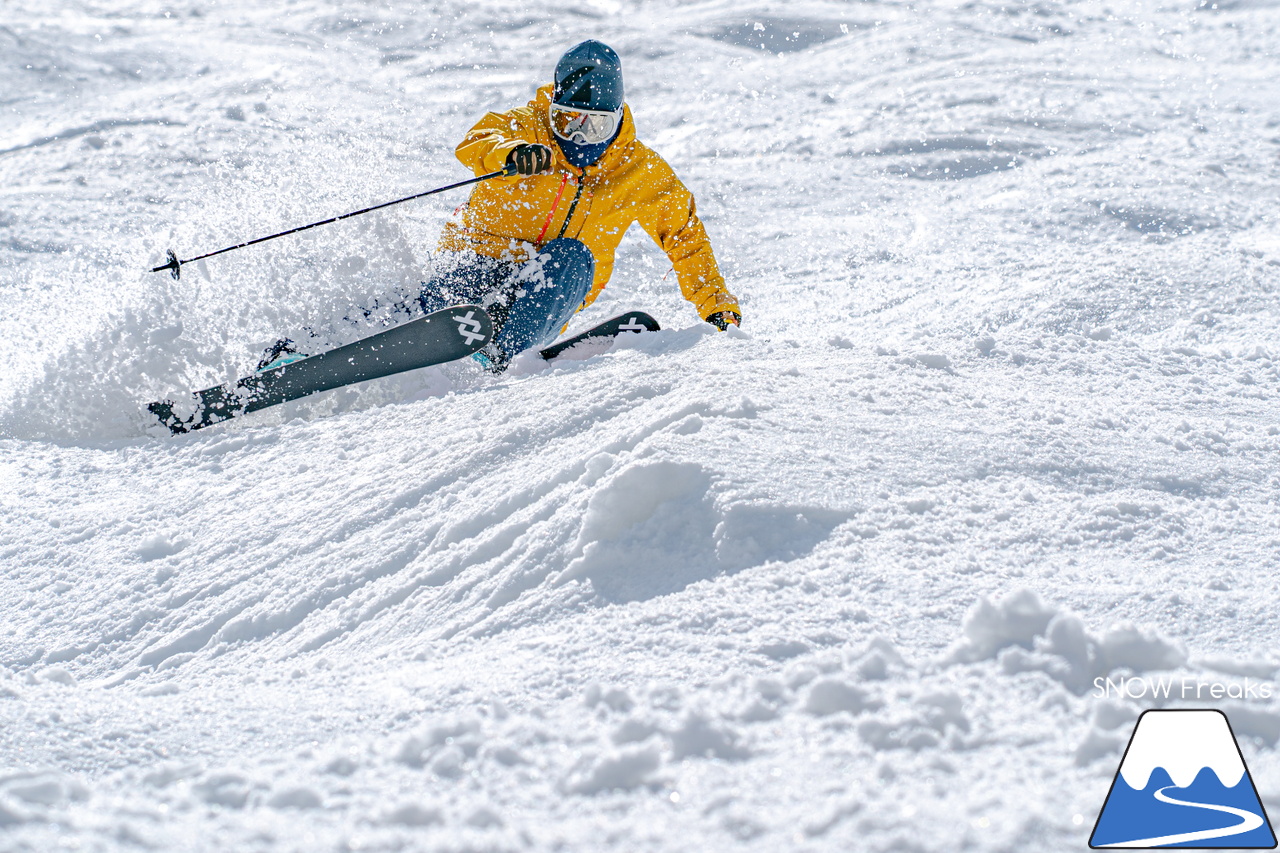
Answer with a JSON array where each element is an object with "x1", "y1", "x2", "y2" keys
[{"x1": 416, "y1": 238, "x2": 595, "y2": 356}]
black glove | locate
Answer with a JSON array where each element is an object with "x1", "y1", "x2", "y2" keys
[
  {"x1": 505, "y1": 143, "x2": 553, "y2": 176},
  {"x1": 706, "y1": 310, "x2": 741, "y2": 331}
]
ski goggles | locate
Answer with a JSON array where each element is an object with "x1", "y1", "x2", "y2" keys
[{"x1": 549, "y1": 103, "x2": 623, "y2": 145}]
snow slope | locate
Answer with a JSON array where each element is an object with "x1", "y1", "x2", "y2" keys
[{"x1": 2, "y1": 0, "x2": 1279, "y2": 850}]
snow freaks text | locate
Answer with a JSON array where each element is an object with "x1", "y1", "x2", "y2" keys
[{"x1": 1092, "y1": 677, "x2": 1275, "y2": 701}]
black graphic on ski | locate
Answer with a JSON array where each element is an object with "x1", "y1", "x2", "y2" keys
[
  {"x1": 539, "y1": 311, "x2": 660, "y2": 361},
  {"x1": 149, "y1": 305, "x2": 493, "y2": 434}
]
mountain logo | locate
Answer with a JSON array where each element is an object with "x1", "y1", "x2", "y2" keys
[{"x1": 1090, "y1": 709, "x2": 1276, "y2": 848}]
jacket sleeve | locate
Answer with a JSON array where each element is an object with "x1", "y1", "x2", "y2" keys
[
  {"x1": 636, "y1": 159, "x2": 740, "y2": 320},
  {"x1": 455, "y1": 108, "x2": 536, "y2": 177}
]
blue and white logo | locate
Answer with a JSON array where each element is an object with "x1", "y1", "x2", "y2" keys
[{"x1": 1091, "y1": 709, "x2": 1276, "y2": 848}]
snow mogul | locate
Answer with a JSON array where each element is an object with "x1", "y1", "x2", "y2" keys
[{"x1": 263, "y1": 39, "x2": 740, "y2": 374}]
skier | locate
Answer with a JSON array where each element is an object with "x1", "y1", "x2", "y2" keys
[{"x1": 260, "y1": 39, "x2": 741, "y2": 373}]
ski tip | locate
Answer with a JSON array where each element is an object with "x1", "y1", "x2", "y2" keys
[
  {"x1": 622, "y1": 312, "x2": 661, "y2": 333},
  {"x1": 147, "y1": 400, "x2": 190, "y2": 435},
  {"x1": 444, "y1": 304, "x2": 495, "y2": 354},
  {"x1": 539, "y1": 312, "x2": 660, "y2": 361}
]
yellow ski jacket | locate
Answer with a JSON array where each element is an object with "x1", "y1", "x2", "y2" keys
[{"x1": 438, "y1": 85, "x2": 740, "y2": 321}]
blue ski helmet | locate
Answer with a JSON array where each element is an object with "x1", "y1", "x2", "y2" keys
[{"x1": 553, "y1": 40, "x2": 624, "y2": 112}]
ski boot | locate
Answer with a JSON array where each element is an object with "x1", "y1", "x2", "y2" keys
[
  {"x1": 256, "y1": 338, "x2": 309, "y2": 372},
  {"x1": 471, "y1": 340, "x2": 511, "y2": 374}
]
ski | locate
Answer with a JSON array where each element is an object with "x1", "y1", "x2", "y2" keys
[
  {"x1": 539, "y1": 311, "x2": 660, "y2": 361},
  {"x1": 148, "y1": 305, "x2": 494, "y2": 435}
]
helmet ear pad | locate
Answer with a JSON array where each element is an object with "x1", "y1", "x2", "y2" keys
[{"x1": 553, "y1": 40, "x2": 623, "y2": 112}]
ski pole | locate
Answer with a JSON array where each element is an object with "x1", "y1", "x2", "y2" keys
[{"x1": 150, "y1": 165, "x2": 515, "y2": 279}]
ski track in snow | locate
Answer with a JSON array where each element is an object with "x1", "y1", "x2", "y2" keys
[{"x1": 2, "y1": 0, "x2": 1280, "y2": 851}]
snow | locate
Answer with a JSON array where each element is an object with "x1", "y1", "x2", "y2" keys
[{"x1": 2, "y1": 0, "x2": 1280, "y2": 850}]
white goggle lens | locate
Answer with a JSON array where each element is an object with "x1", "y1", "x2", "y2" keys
[{"x1": 550, "y1": 105, "x2": 621, "y2": 145}]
